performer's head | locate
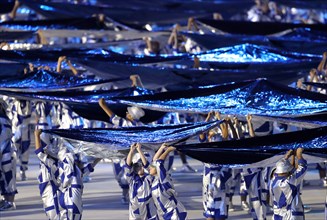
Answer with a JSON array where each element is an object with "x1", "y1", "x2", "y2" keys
[
  {"x1": 149, "y1": 162, "x2": 157, "y2": 176},
  {"x1": 275, "y1": 158, "x2": 293, "y2": 176},
  {"x1": 126, "y1": 106, "x2": 145, "y2": 121}
]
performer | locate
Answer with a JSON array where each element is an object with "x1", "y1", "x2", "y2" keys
[
  {"x1": 149, "y1": 144, "x2": 187, "y2": 220},
  {"x1": 125, "y1": 143, "x2": 158, "y2": 220},
  {"x1": 35, "y1": 129, "x2": 100, "y2": 219},
  {"x1": 99, "y1": 97, "x2": 145, "y2": 204},
  {"x1": 270, "y1": 148, "x2": 307, "y2": 219},
  {"x1": 199, "y1": 111, "x2": 232, "y2": 220},
  {"x1": 11, "y1": 99, "x2": 32, "y2": 181},
  {"x1": 0, "y1": 103, "x2": 17, "y2": 211}
]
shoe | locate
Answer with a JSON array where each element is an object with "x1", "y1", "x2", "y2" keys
[
  {"x1": 0, "y1": 201, "x2": 16, "y2": 211},
  {"x1": 180, "y1": 164, "x2": 196, "y2": 173},
  {"x1": 228, "y1": 202, "x2": 235, "y2": 212},
  {"x1": 241, "y1": 201, "x2": 250, "y2": 211},
  {"x1": 0, "y1": 199, "x2": 6, "y2": 208},
  {"x1": 303, "y1": 205, "x2": 311, "y2": 213},
  {"x1": 266, "y1": 206, "x2": 273, "y2": 214},
  {"x1": 82, "y1": 175, "x2": 92, "y2": 183},
  {"x1": 121, "y1": 197, "x2": 128, "y2": 205},
  {"x1": 20, "y1": 170, "x2": 26, "y2": 181},
  {"x1": 302, "y1": 180, "x2": 310, "y2": 186}
]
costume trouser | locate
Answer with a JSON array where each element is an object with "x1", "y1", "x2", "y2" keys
[
  {"x1": 13, "y1": 124, "x2": 30, "y2": 171},
  {"x1": 59, "y1": 186, "x2": 83, "y2": 220},
  {"x1": 39, "y1": 178, "x2": 60, "y2": 220},
  {"x1": 0, "y1": 141, "x2": 17, "y2": 196},
  {"x1": 113, "y1": 160, "x2": 129, "y2": 200},
  {"x1": 229, "y1": 169, "x2": 248, "y2": 198},
  {"x1": 244, "y1": 171, "x2": 267, "y2": 220}
]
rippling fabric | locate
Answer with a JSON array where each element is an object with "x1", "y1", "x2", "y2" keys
[
  {"x1": 0, "y1": 61, "x2": 26, "y2": 77},
  {"x1": 177, "y1": 126, "x2": 327, "y2": 164},
  {"x1": 182, "y1": 31, "x2": 327, "y2": 55},
  {"x1": 253, "y1": 114, "x2": 327, "y2": 128},
  {"x1": 118, "y1": 79, "x2": 327, "y2": 116},
  {"x1": 195, "y1": 44, "x2": 321, "y2": 63},
  {"x1": 77, "y1": 59, "x2": 309, "y2": 90},
  {"x1": 0, "y1": 31, "x2": 35, "y2": 41},
  {"x1": 197, "y1": 18, "x2": 327, "y2": 35},
  {"x1": 0, "y1": 16, "x2": 117, "y2": 30},
  {"x1": 0, "y1": 86, "x2": 166, "y2": 123},
  {"x1": 273, "y1": 0, "x2": 327, "y2": 9},
  {"x1": 42, "y1": 120, "x2": 222, "y2": 159},
  {"x1": 22, "y1": 1, "x2": 211, "y2": 26},
  {"x1": 0, "y1": 69, "x2": 124, "y2": 91},
  {"x1": 302, "y1": 82, "x2": 327, "y2": 90},
  {"x1": 0, "y1": 48, "x2": 185, "y2": 64}
]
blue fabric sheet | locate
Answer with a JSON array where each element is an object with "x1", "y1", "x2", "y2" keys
[{"x1": 117, "y1": 79, "x2": 327, "y2": 116}]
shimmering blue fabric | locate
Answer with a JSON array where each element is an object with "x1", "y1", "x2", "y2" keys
[
  {"x1": 195, "y1": 44, "x2": 301, "y2": 63},
  {"x1": 118, "y1": 79, "x2": 327, "y2": 116},
  {"x1": 0, "y1": 69, "x2": 125, "y2": 91},
  {"x1": 177, "y1": 126, "x2": 327, "y2": 164},
  {"x1": 42, "y1": 120, "x2": 222, "y2": 159},
  {"x1": 182, "y1": 31, "x2": 327, "y2": 55}
]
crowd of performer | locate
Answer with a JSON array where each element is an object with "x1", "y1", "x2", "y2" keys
[
  {"x1": 0, "y1": 64, "x2": 326, "y2": 219},
  {"x1": 0, "y1": 0, "x2": 327, "y2": 220}
]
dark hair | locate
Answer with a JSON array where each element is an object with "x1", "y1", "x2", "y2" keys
[{"x1": 132, "y1": 161, "x2": 143, "y2": 173}]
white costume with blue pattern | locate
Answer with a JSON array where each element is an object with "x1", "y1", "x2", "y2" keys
[
  {"x1": 11, "y1": 99, "x2": 32, "y2": 172},
  {"x1": 124, "y1": 160, "x2": 158, "y2": 220},
  {"x1": 151, "y1": 159, "x2": 187, "y2": 220},
  {"x1": 203, "y1": 163, "x2": 232, "y2": 219},
  {"x1": 0, "y1": 115, "x2": 17, "y2": 198},
  {"x1": 270, "y1": 159, "x2": 307, "y2": 220}
]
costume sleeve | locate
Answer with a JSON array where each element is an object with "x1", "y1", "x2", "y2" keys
[
  {"x1": 35, "y1": 145, "x2": 58, "y2": 169},
  {"x1": 58, "y1": 150, "x2": 75, "y2": 189},
  {"x1": 123, "y1": 159, "x2": 133, "y2": 184},
  {"x1": 155, "y1": 159, "x2": 175, "y2": 194},
  {"x1": 294, "y1": 159, "x2": 307, "y2": 185},
  {"x1": 110, "y1": 115, "x2": 124, "y2": 127}
]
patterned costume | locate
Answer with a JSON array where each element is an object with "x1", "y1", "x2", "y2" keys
[
  {"x1": 270, "y1": 159, "x2": 307, "y2": 220},
  {"x1": 35, "y1": 142, "x2": 60, "y2": 219},
  {"x1": 124, "y1": 160, "x2": 158, "y2": 220},
  {"x1": 243, "y1": 167, "x2": 271, "y2": 220},
  {"x1": 151, "y1": 159, "x2": 187, "y2": 220},
  {"x1": 203, "y1": 163, "x2": 232, "y2": 219},
  {"x1": 0, "y1": 115, "x2": 17, "y2": 200},
  {"x1": 36, "y1": 142, "x2": 95, "y2": 220},
  {"x1": 11, "y1": 99, "x2": 32, "y2": 173}
]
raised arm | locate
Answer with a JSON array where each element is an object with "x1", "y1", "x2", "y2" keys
[
  {"x1": 284, "y1": 149, "x2": 294, "y2": 167},
  {"x1": 233, "y1": 117, "x2": 245, "y2": 139},
  {"x1": 193, "y1": 56, "x2": 200, "y2": 69},
  {"x1": 246, "y1": 114, "x2": 255, "y2": 137},
  {"x1": 98, "y1": 98, "x2": 114, "y2": 118},
  {"x1": 317, "y1": 52, "x2": 327, "y2": 72},
  {"x1": 294, "y1": 147, "x2": 304, "y2": 169},
  {"x1": 66, "y1": 59, "x2": 79, "y2": 76},
  {"x1": 187, "y1": 17, "x2": 199, "y2": 31},
  {"x1": 34, "y1": 129, "x2": 42, "y2": 150},
  {"x1": 167, "y1": 24, "x2": 178, "y2": 46},
  {"x1": 153, "y1": 143, "x2": 168, "y2": 162},
  {"x1": 56, "y1": 56, "x2": 66, "y2": 73},
  {"x1": 215, "y1": 112, "x2": 228, "y2": 140},
  {"x1": 130, "y1": 74, "x2": 144, "y2": 88},
  {"x1": 126, "y1": 143, "x2": 137, "y2": 166},
  {"x1": 136, "y1": 143, "x2": 147, "y2": 166},
  {"x1": 200, "y1": 111, "x2": 214, "y2": 140},
  {"x1": 225, "y1": 117, "x2": 238, "y2": 139},
  {"x1": 158, "y1": 146, "x2": 175, "y2": 161},
  {"x1": 9, "y1": 0, "x2": 21, "y2": 20}
]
